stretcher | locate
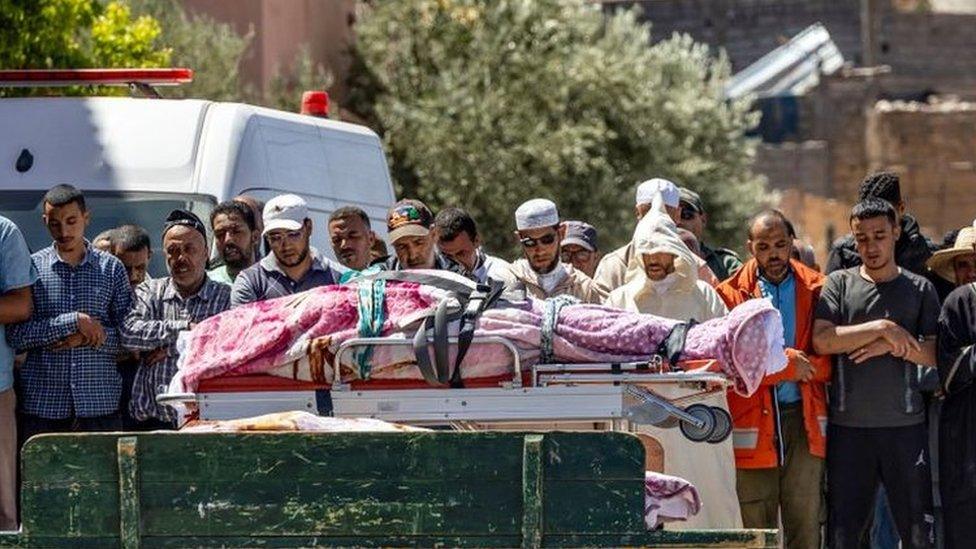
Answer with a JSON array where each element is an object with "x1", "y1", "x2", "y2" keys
[{"x1": 159, "y1": 334, "x2": 735, "y2": 443}]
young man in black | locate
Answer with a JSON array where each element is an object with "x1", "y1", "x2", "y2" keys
[{"x1": 813, "y1": 198, "x2": 938, "y2": 549}]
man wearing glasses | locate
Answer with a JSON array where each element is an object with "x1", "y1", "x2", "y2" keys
[
  {"x1": 560, "y1": 221, "x2": 600, "y2": 278},
  {"x1": 384, "y1": 199, "x2": 457, "y2": 272},
  {"x1": 677, "y1": 187, "x2": 742, "y2": 282},
  {"x1": 231, "y1": 194, "x2": 345, "y2": 308},
  {"x1": 504, "y1": 199, "x2": 605, "y2": 303}
]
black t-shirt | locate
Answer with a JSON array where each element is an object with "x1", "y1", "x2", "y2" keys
[{"x1": 815, "y1": 267, "x2": 939, "y2": 427}]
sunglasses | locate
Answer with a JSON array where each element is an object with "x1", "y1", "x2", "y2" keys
[
  {"x1": 520, "y1": 233, "x2": 558, "y2": 248},
  {"x1": 680, "y1": 206, "x2": 700, "y2": 221},
  {"x1": 267, "y1": 230, "x2": 304, "y2": 246},
  {"x1": 561, "y1": 248, "x2": 593, "y2": 261}
]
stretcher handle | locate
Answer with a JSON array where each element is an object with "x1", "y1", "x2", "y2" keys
[
  {"x1": 333, "y1": 335, "x2": 523, "y2": 388},
  {"x1": 156, "y1": 392, "x2": 197, "y2": 405}
]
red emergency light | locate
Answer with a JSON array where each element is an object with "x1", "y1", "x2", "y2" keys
[
  {"x1": 0, "y1": 68, "x2": 193, "y2": 87},
  {"x1": 301, "y1": 90, "x2": 330, "y2": 118}
]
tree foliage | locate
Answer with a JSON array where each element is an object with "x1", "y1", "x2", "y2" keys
[
  {"x1": 348, "y1": 0, "x2": 764, "y2": 254},
  {"x1": 0, "y1": 0, "x2": 169, "y2": 70}
]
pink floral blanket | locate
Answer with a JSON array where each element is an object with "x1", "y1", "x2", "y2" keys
[{"x1": 173, "y1": 282, "x2": 785, "y2": 397}]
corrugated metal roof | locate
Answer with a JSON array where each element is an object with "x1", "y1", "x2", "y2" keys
[{"x1": 725, "y1": 23, "x2": 845, "y2": 100}]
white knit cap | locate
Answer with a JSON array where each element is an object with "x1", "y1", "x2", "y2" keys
[
  {"x1": 515, "y1": 198, "x2": 560, "y2": 231},
  {"x1": 636, "y1": 178, "x2": 679, "y2": 207}
]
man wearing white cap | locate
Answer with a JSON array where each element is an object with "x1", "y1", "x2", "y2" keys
[
  {"x1": 504, "y1": 199, "x2": 604, "y2": 303},
  {"x1": 594, "y1": 178, "x2": 718, "y2": 295},
  {"x1": 231, "y1": 194, "x2": 345, "y2": 308}
]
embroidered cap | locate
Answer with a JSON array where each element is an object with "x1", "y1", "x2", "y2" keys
[{"x1": 387, "y1": 199, "x2": 434, "y2": 243}]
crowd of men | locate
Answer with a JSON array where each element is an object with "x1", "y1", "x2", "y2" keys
[{"x1": 2, "y1": 172, "x2": 976, "y2": 549}]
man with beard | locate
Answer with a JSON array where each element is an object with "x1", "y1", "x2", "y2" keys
[
  {"x1": 504, "y1": 199, "x2": 604, "y2": 303},
  {"x1": 208, "y1": 201, "x2": 259, "y2": 285},
  {"x1": 434, "y1": 207, "x2": 511, "y2": 283},
  {"x1": 605, "y1": 194, "x2": 736, "y2": 530},
  {"x1": 926, "y1": 226, "x2": 976, "y2": 290},
  {"x1": 384, "y1": 199, "x2": 456, "y2": 272},
  {"x1": 813, "y1": 198, "x2": 938, "y2": 549},
  {"x1": 716, "y1": 210, "x2": 830, "y2": 549},
  {"x1": 328, "y1": 206, "x2": 377, "y2": 272},
  {"x1": 8, "y1": 184, "x2": 132, "y2": 441},
  {"x1": 234, "y1": 195, "x2": 265, "y2": 261},
  {"x1": 122, "y1": 210, "x2": 230, "y2": 429},
  {"x1": 231, "y1": 194, "x2": 345, "y2": 307}
]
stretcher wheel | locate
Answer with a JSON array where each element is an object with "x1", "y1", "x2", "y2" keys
[
  {"x1": 706, "y1": 406, "x2": 732, "y2": 444},
  {"x1": 679, "y1": 403, "x2": 716, "y2": 443}
]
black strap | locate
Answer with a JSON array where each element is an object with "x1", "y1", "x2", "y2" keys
[
  {"x1": 450, "y1": 280, "x2": 506, "y2": 388},
  {"x1": 412, "y1": 315, "x2": 441, "y2": 386},
  {"x1": 433, "y1": 298, "x2": 451, "y2": 384},
  {"x1": 656, "y1": 319, "x2": 697, "y2": 366}
]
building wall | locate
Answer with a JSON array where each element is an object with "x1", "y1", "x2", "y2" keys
[
  {"x1": 180, "y1": 0, "x2": 357, "y2": 101},
  {"x1": 605, "y1": 0, "x2": 976, "y2": 99}
]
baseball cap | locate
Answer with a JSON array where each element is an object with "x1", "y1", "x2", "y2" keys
[
  {"x1": 263, "y1": 194, "x2": 309, "y2": 236},
  {"x1": 562, "y1": 220, "x2": 598, "y2": 252},
  {"x1": 678, "y1": 187, "x2": 705, "y2": 213},
  {"x1": 636, "y1": 178, "x2": 679, "y2": 208},
  {"x1": 387, "y1": 199, "x2": 434, "y2": 243}
]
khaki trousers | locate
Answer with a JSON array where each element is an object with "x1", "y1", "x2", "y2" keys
[
  {"x1": 0, "y1": 388, "x2": 16, "y2": 531},
  {"x1": 736, "y1": 404, "x2": 824, "y2": 549}
]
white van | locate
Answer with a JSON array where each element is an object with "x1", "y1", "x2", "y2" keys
[{"x1": 0, "y1": 95, "x2": 395, "y2": 276}]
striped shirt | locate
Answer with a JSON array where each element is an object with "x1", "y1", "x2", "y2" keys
[
  {"x1": 122, "y1": 277, "x2": 230, "y2": 423},
  {"x1": 7, "y1": 244, "x2": 132, "y2": 419}
]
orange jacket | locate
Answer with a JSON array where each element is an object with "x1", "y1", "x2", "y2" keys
[{"x1": 715, "y1": 259, "x2": 831, "y2": 469}]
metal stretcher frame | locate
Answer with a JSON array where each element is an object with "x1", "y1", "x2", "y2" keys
[{"x1": 161, "y1": 333, "x2": 735, "y2": 442}]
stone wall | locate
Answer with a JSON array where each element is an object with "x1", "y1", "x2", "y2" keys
[{"x1": 866, "y1": 99, "x2": 976, "y2": 237}]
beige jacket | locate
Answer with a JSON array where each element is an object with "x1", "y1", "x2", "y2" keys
[
  {"x1": 505, "y1": 259, "x2": 606, "y2": 304},
  {"x1": 605, "y1": 201, "x2": 727, "y2": 322},
  {"x1": 594, "y1": 242, "x2": 720, "y2": 296}
]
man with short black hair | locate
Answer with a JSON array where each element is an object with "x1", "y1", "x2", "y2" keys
[
  {"x1": 112, "y1": 224, "x2": 152, "y2": 288},
  {"x1": 678, "y1": 187, "x2": 742, "y2": 281},
  {"x1": 234, "y1": 195, "x2": 265, "y2": 261},
  {"x1": 122, "y1": 210, "x2": 230, "y2": 429},
  {"x1": 826, "y1": 172, "x2": 933, "y2": 276},
  {"x1": 209, "y1": 201, "x2": 258, "y2": 284},
  {"x1": 560, "y1": 221, "x2": 599, "y2": 278},
  {"x1": 232, "y1": 194, "x2": 344, "y2": 308},
  {"x1": 434, "y1": 207, "x2": 511, "y2": 283},
  {"x1": 8, "y1": 184, "x2": 133, "y2": 441},
  {"x1": 813, "y1": 198, "x2": 938, "y2": 549},
  {"x1": 328, "y1": 206, "x2": 377, "y2": 273}
]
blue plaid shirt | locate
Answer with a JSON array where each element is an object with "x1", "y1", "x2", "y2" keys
[{"x1": 8, "y1": 244, "x2": 133, "y2": 419}]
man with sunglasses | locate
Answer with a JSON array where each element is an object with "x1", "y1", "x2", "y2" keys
[
  {"x1": 231, "y1": 194, "x2": 345, "y2": 308},
  {"x1": 504, "y1": 199, "x2": 604, "y2": 303},
  {"x1": 560, "y1": 221, "x2": 600, "y2": 278},
  {"x1": 677, "y1": 187, "x2": 742, "y2": 282}
]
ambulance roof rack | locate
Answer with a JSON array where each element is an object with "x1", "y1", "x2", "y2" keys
[{"x1": 0, "y1": 68, "x2": 194, "y2": 98}]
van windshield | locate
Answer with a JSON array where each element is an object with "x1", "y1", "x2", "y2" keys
[{"x1": 0, "y1": 191, "x2": 215, "y2": 278}]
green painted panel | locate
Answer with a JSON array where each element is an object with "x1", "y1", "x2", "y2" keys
[
  {"x1": 20, "y1": 435, "x2": 118, "y2": 483},
  {"x1": 521, "y1": 434, "x2": 544, "y2": 549},
  {"x1": 541, "y1": 433, "x2": 644, "y2": 480},
  {"x1": 135, "y1": 432, "x2": 527, "y2": 482},
  {"x1": 543, "y1": 481, "x2": 644, "y2": 534},
  {"x1": 139, "y1": 535, "x2": 520, "y2": 548},
  {"x1": 139, "y1": 479, "x2": 523, "y2": 536},
  {"x1": 2, "y1": 536, "x2": 121, "y2": 548},
  {"x1": 21, "y1": 481, "x2": 119, "y2": 537},
  {"x1": 544, "y1": 529, "x2": 779, "y2": 548}
]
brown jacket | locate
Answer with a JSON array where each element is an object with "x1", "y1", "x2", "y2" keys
[{"x1": 505, "y1": 259, "x2": 606, "y2": 304}]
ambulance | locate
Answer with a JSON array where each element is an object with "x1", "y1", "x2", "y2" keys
[{"x1": 0, "y1": 68, "x2": 396, "y2": 275}]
